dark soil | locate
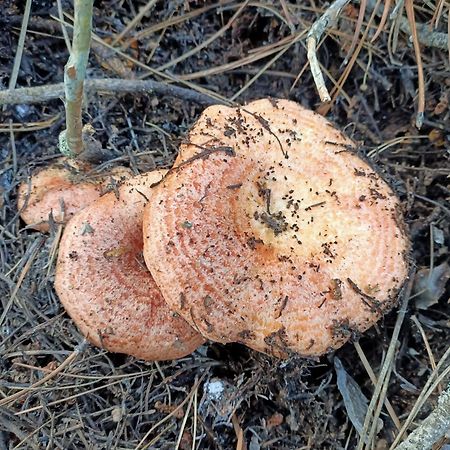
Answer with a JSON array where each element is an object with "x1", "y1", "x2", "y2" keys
[{"x1": 0, "y1": 1, "x2": 449, "y2": 449}]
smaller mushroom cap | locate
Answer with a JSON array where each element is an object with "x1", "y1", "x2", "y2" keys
[
  {"x1": 55, "y1": 170, "x2": 205, "y2": 361},
  {"x1": 18, "y1": 158, "x2": 132, "y2": 232}
]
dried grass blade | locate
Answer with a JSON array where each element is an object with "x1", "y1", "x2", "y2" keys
[
  {"x1": 157, "y1": 0, "x2": 249, "y2": 72},
  {"x1": 0, "y1": 115, "x2": 62, "y2": 133},
  {"x1": 127, "y1": 1, "x2": 234, "y2": 49},
  {"x1": 0, "y1": 236, "x2": 45, "y2": 327},
  {"x1": 371, "y1": 0, "x2": 392, "y2": 42},
  {"x1": 6, "y1": 0, "x2": 32, "y2": 93},
  {"x1": 112, "y1": 0, "x2": 157, "y2": 46},
  {"x1": 390, "y1": 346, "x2": 450, "y2": 449},
  {"x1": 343, "y1": 0, "x2": 367, "y2": 65},
  {"x1": 356, "y1": 273, "x2": 414, "y2": 450},
  {"x1": 0, "y1": 341, "x2": 87, "y2": 407},
  {"x1": 404, "y1": 0, "x2": 425, "y2": 128},
  {"x1": 354, "y1": 342, "x2": 401, "y2": 430},
  {"x1": 231, "y1": 31, "x2": 306, "y2": 100}
]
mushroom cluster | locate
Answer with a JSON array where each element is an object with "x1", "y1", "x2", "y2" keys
[{"x1": 22, "y1": 98, "x2": 410, "y2": 361}]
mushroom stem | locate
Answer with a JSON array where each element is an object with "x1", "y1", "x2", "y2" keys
[{"x1": 59, "y1": 0, "x2": 94, "y2": 158}]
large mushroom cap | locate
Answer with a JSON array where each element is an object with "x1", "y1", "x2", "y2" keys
[
  {"x1": 55, "y1": 170, "x2": 205, "y2": 361},
  {"x1": 143, "y1": 99, "x2": 410, "y2": 358},
  {"x1": 18, "y1": 158, "x2": 132, "y2": 232}
]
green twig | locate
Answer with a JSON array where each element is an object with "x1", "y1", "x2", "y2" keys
[{"x1": 59, "y1": 0, "x2": 94, "y2": 158}]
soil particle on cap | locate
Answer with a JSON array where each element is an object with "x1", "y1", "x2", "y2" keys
[
  {"x1": 135, "y1": 189, "x2": 149, "y2": 202},
  {"x1": 330, "y1": 318, "x2": 361, "y2": 342},
  {"x1": 346, "y1": 278, "x2": 383, "y2": 313},
  {"x1": 369, "y1": 188, "x2": 387, "y2": 200},
  {"x1": 81, "y1": 222, "x2": 94, "y2": 235},
  {"x1": 264, "y1": 327, "x2": 291, "y2": 357},
  {"x1": 247, "y1": 236, "x2": 264, "y2": 249},
  {"x1": 354, "y1": 168, "x2": 367, "y2": 176},
  {"x1": 304, "y1": 201, "x2": 326, "y2": 211},
  {"x1": 268, "y1": 98, "x2": 279, "y2": 108},
  {"x1": 329, "y1": 278, "x2": 343, "y2": 300},
  {"x1": 261, "y1": 211, "x2": 288, "y2": 235},
  {"x1": 179, "y1": 292, "x2": 187, "y2": 309},
  {"x1": 224, "y1": 126, "x2": 236, "y2": 137},
  {"x1": 226, "y1": 183, "x2": 242, "y2": 190},
  {"x1": 203, "y1": 318, "x2": 214, "y2": 333},
  {"x1": 249, "y1": 112, "x2": 288, "y2": 159},
  {"x1": 203, "y1": 295, "x2": 214, "y2": 309},
  {"x1": 274, "y1": 295, "x2": 289, "y2": 319},
  {"x1": 237, "y1": 329, "x2": 256, "y2": 342}
]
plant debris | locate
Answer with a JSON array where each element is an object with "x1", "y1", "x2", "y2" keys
[{"x1": 0, "y1": 0, "x2": 449, "y2": 448}]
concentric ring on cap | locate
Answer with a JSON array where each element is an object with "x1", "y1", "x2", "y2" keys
[
  {"x1": 143, "y1": 99, "x2": 410, "y2": 357},
  {"x1": 55, "y1": 170, "x2": 205, "y2": 361}
]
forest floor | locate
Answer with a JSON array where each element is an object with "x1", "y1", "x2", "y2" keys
[{"x1": 0, "y1": 0, "x2": 449, "y2": 449}]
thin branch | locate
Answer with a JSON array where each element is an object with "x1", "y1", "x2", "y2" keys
[
  {"x1": 306, "y1": 0, "x2": 351, "y2": 102},
  {"x1": 395, "y1": 383, "x2": 450, "y2": 450},
  {"x1": 354, "y1": 342, "x2": 401, "y2": 430},
  {"x1": 60, "y1": 0, "x2": 94, "y2": 158},
  {"x1": 398, "y1": 13, "x2": 448, "y2": 50},
  {"x1": 0, "y1": 78, "x2": 224, "y2": 106}
]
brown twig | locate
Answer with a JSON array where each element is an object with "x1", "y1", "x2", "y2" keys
[{"x1": 0, "y1": 78, "x2": 225, "y2": 106}]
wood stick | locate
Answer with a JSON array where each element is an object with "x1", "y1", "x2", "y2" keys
[{"x1": 0, "y1": 79, "x2": 224, "y2": 106}]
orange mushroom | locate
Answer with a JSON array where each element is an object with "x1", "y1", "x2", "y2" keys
[
  {"x1": 18, "y1": 158, "x2": 132, "y2": 232},
  {"x1": 143, "y1": 99, "x2": 410, "y2": 358},
  {"x1": 55, "y1": 170, "x2": 205, "y2": 360}
]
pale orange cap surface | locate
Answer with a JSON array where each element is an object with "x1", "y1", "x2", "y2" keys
[
  {"x1": 55, "y1": 170, "x2": 205, "y2": 361},
  {"x1": 143, "y1": 99, "x2": 410, "y2": 358},
  {"x1": 18, "y1": 158, "x2": 132, "y2": 232}
]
